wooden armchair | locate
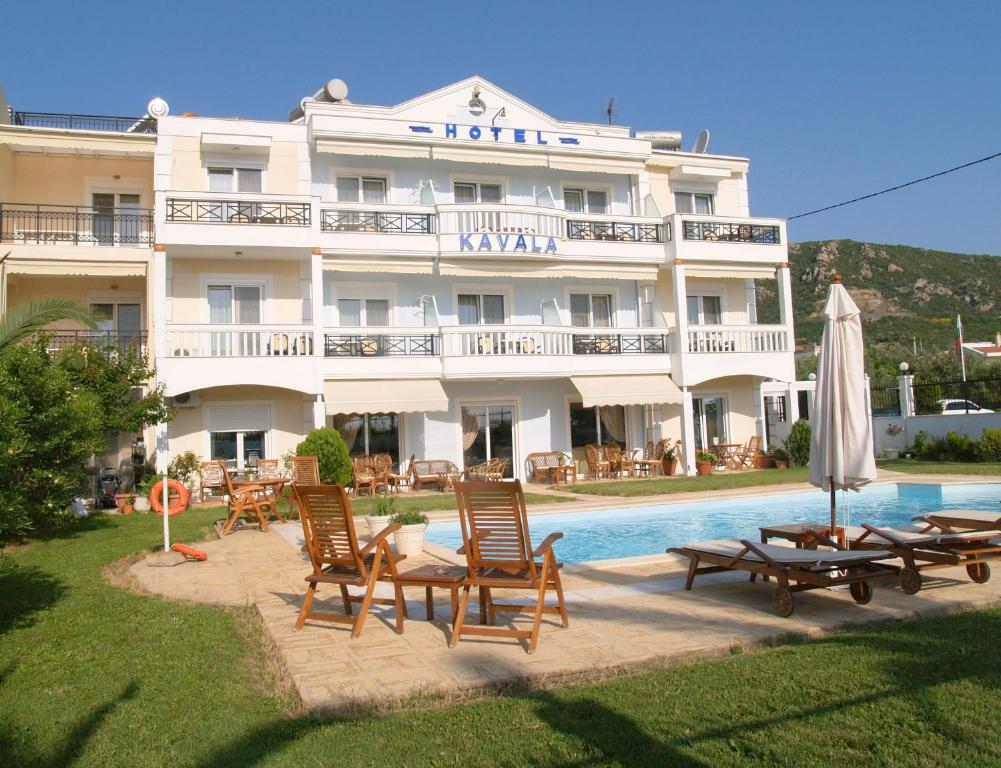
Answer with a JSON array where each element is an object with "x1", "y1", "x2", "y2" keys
[
  {"x1": 585, "y1": 444, "x2": 611, "y2": 480},
  {"x1": 391, "y1": 454, "x2": 415, "y2": 494},
  {"x1": 218, "y1": 461, "x2": 279, "y2": 535},
  {"x1": 732, "y1": 435, "x2": 763, "y2": 472},
  {"x1": 450, "y1": 480, "x2": 569, "y2": 653},
  {"x1": 288, "y1": 455, "x2": 320, "y2": 520},
  {"x1": 526, "y1": 451, "x2": 567, "y2": 483},
  {"x1": 199, "y1": 461, "x2": 227, "y2": 502},
  {"x1": 412, "y1": 459, "x2": 461, "y2": 491},
  {"x1": 467, "y1": 457, "x2": 507, "y2": 481},
  {"x1": 293, "y1": 483, "x2": 406, "y2": 638},
  {"x1": 605, "y1": 443, "x2": 635, "y2": 478}
]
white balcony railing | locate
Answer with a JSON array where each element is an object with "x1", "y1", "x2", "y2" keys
[
  {"x1": 687, "y1": 325, "x2": 789, "y2": 354},
  {"x1": 441, "y1": 325, "x2": 673, "y2": 357},
  {"x1": 437, "y1": 204, "x2": 564, "y2": 238},
  {"x1": 165, "y1": 325, "x2": 315, "y2": 358}
]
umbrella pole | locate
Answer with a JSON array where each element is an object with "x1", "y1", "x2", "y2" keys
[{"x1": 829, "y1": 477, "x2": 837, "y2": 538}]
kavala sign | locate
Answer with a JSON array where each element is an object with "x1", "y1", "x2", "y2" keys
[{"x1": 459, "y1": 233, "x2": 558, "y2": 253}]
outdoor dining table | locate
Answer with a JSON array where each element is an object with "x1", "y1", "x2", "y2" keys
[
  {"x1": 710, "y1": 443, "x2": 743, "y2": 471},
  {"x1": 231, "y1": 476, "x2": 290, "y2": 524}
]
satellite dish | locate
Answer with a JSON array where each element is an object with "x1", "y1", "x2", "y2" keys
[
  {"x1": 691, "y1": 129, "x2": 710, "y2": 154},
  {"x1": 147, "y1": 97, "x2": 169, "y2": 118},
  {"x1": 324, "y1": 78, "x2": 349, "y2": 102}
]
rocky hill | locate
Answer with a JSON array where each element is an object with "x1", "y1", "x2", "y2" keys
[{"x1": 756, "y1": 240, "x2": 1001, "y2": 350}]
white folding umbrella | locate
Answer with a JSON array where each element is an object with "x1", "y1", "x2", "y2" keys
[{"x1": 809, "y1": 275, "x2": 878, "y2": 534}]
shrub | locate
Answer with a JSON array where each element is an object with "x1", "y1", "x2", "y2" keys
[
  {"x1": 784, "y1": 419, "x2": 812, "y2": 467},
  {"x1": 167, "y1": 450, "x2": 201, "y2": 487},
  {"x1": 982, "y1": 428, "x2": 1001, "y2": 462},
  {"x1": 296, "y1": 428, "x2": 352, "y2": 486},
  {"x1": 915, "y1": 431, "x2": 982, "y2": 462},
  {"x1": 771, "y1": 447, "x2": 789, "y2": 463},
  {"x1": 372, "y1": 496, "x2": 396, "y2": 517},
  {"x1": 696, "y1": 452, "x2": 715, "y2": 463},
  {"x1": 390, "y1": 510, "x2": 429, "y2": 526}
]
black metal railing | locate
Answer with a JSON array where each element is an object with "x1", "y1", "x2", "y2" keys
[
  {"x1": 320, "y1": 209, "x2": 436, "y2": 234},
  {"x1": 682, "y1": 220, "x2": 780, "y2": 243},
  {"x1": 324, "y1": 334, "x2": 439, "y2": 357},
  {"x1": 10, "y1": 111, "x2": 157, "y2": 134},
  {"x1": 567, "y1": 220, "x2": 665, "y2": 243},
  {"x1": 572, "y1": 333, "x2": 672, "y2": 355},
  {"x1": 0, "y1": 202, "x2": 155, "y2": 245},
  {"x1": 165, "y1": 198, "x2": 311, "y2": 225},
  {"x1": 911, "y1": 377, "x2": 1001, "y2": 415},
  {"x1": 42, "y1": 330, "x2": 147, "y2": 356},
  {"x1": 871, "y1": 386, "x2": 902, "y2": 417}
]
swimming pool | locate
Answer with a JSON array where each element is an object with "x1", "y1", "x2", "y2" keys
[{"x1": 425, "y1": 482, "x2": 1001, "y2": 564}]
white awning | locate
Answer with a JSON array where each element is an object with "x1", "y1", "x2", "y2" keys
[
  {"x1": 5, "y1": 260, "x2": 147, "y2": 277},
  {"x1": 315, "y1": 140, "x2": 431, "y2": 159},
  {"x1": 323, "y1": 259, "x2": 434, "y2": 275},
  {"x1": 571, "y1": 374, "x2": 683, "y2": 407},
  {"x1": 324, "y1": 378, "x2": 449, "y2": 415},
  {"x1": 438, "y1": 260, "x2": 658, "y2": 280},
  {"x1": 431, "y1": 147, "x2": 549, "y2": 167},
  {"x1": 547, "y1": 157, "x2": 645, "y2": 175},
  {"x1": 686, "y1": 264, "x2": 777, "y2": 280}
]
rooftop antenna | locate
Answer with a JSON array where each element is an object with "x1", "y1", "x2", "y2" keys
[{"x1": 605, "y1": 97, "x2": 616, "y2": 126}]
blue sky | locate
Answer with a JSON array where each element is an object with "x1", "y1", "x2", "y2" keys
[{"x1": 4, "y1": 0, "x2": 999, "y2": 255}]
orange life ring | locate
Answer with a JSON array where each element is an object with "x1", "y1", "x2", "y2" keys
[{"x1": 150, "y1": 479, "x2": 189, "y2": 516}]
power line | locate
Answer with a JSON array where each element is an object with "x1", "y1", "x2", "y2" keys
[{"x1": 788, "y1": 150, "x2": 1001, "y2": 220}]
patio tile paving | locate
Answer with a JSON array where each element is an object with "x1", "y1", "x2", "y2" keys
[{"x1": 131, "y1": 495, "x2": 1001, "y2": 711}]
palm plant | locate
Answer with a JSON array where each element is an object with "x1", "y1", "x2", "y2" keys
[{"x1": 0, "y1": 297, "x2": 98, "y2": 353}]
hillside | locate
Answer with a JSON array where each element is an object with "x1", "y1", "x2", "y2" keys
[{"x1": 756, "y1": 240, "x2": 1001, "y2": 350}]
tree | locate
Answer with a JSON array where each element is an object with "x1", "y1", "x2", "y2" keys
[
  {"x1": 296, "y1": 428, "x2": 352, "y2": 486},
  {"x1": 0, "y1": 295, "x2": 96, "y2": 353}
]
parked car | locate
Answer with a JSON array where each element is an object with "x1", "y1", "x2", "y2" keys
[{"x1": 937, "y1": 399, "x2": 994, "y2": 415}]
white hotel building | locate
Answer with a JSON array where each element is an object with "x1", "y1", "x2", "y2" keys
[{"x1": 0, "y1": 77, "x2": 796, "y2": 479}]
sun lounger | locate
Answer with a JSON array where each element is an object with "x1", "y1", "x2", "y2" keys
[
  {"x1": 667, "y1": 537, "x2": 897, "y2": 617},
  {"x1": 913, "y1": 509, "x2": 1001, "y2": 532},
  {"x1": 845, "y1": 522, "x2": 1001, "y2": 594}
]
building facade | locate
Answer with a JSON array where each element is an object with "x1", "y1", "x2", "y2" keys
[{"x1": 1, "y1": 77, "x2": 796, "y2": 481}]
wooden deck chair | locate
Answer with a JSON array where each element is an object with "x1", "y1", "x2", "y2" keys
[
  {"x1": 732, "y1": 435, "x2": 762, "y2": 471},
  {"x1": 390, "y1": 454, "x2": 415, "y2": 494},
  {"x1": 219, "y1": 461, "x2": 277, "y2": 535},
  {"x1": 450, "y1": 480, "x2": 569, "y2": 653},
  {"x1": 585, "y1": 444, "x2": 611, "y2": 480},
  {"x1": 371, "y1": 453, "x2": 394, "y2": 494},
  {"x1": 605, "y1": 443, "x2": 635, "y2": 478},
  {"x1": 287, "y1": 455, "x2": 320, "y2": 520},
  {"x1": 293, "y1": 484, "x2": 406, "y2": 638},
  {"x1": 199, "y1": 461, "x2": 227, "y2": 502}
]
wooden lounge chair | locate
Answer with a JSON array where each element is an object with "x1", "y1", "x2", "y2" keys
[
  {"x1": 292, "y1": 483, "x2": 406, "y2": 638},
  {"x1": 390, "y1": 455, "x2": 415, "y2": 494},
  {"x1": 450, "y1": 480, "x2": 569, "y2": 653},
  {"x1": 287, "y1": 455, "x2": 320, "y2": 520},
  {"x1": 635, "y1": 439, "x2": 670, "y2": 478},
  {"x1": 256, "y1": 458, "x2": 280, "y2": 479},
  {"x1": 667, "y1": 536, "x2": 897, "y2": 616},
  {"x1": 218, "y1": 461, "x2": 278, "y2": 535},
  {"x1": 731, "y1": 435, "x2": 762, "y2": 472},
  {"x1": 199, "y1": 461, "x2": 227, "y2": 502},
  {"x1": 915, "y1": 509, "x2": 1001, "y2": 532},
  {"x1": 584, "y1": 444, "x2": 611, "y2": 480},
  {"x1": 845, "y1": 522, "x2": 1001, "y2": 594}
]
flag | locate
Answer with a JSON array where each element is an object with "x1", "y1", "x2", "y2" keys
[{"x1": 955, "y1": 314, "x2": 964, "y2": 354}]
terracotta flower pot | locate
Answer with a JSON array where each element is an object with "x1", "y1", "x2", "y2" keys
[
  {"x1": 754, "y1": 455, "x2": 775, "y2": 469},
  {"x1": 661, "y1": 457, "x2": 678, "y2": 477},
  {"x1": 695, "y1": 461, "x2": 714, "y2": 477}
]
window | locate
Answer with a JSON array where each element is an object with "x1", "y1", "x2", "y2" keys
[
  {"x1": 461, "y1": 404, "x2": 514, "y2": 476},
  {"x1": 569, "y1": 293, "x2": 612, "y2": 328},
  {"x1": 208, "y1": 284, "x2": 262, "y2": 324},
  {"x1": 92, "y1": 192, "x2": 142, "y2": 244},
  {"x1": 639, "y1": 284, "x2": 657, "y2": 328},
  {"x1": 693, "y1": 396, "x2": 729, "y2": 451},
  {"x1": 457, "y1": 293, "x2": 505, "y2": 325},
  {"x1": 208, "y1": 167, "x2": 262, "y2": 194},
  {"x1": 207, "y1": 404, "x2": 271, "y2": 471},
  {"x1": 337, "y1": 298, "x2": 390, "y2": 327},
  {"x1": 336, "y1": 176, "x2": 387, "y2": 204},
  {"x1": 686, "y1": 294, "x2": 722, "y2": 325},
  {"x1": 569, "y1": 404, "x2": 627, "y2": 456},
  {"x1": 674, "y1": 192, "x2": 714, "y2": 215},
  {"x1": 331, "y1": 413, "x2": 401, "y2": 465},
  {"x1": 210, "y1": 430, "x2": 265, "y2": 470},
  {"x1": 89, "y1": 302, "x2": 141, "y2": 336},
  {"x1": 453, "y1": 182, "x2": 502, "y2": 204},
  {"x1": 564, "y1": 188, "x2": 608, "y2": 214}
]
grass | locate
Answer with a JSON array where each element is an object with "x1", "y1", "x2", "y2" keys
[
  {"x1": 4, "y1": 510, "x2": 1001, "y2": 766},
  {"x1": 877, "y1": 460, "x2": 1001, "y2": 476},
  {"x1": 564, "y1": 467, "x2": 810, "y2": 496}
]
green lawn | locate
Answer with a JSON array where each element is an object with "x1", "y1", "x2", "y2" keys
[
  {"x1": 563, "y1": 467, "x2": 810, "y2": 496},
  {"x1": 4, "y1": 509, "x2": 1001, "y2": 767},
  {"x1": 878, "y1": 460, "x2": 1001, "y2": 476}
]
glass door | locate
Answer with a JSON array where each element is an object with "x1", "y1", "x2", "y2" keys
[
  {"x1": 118, "y1": 194, "x2": 141, "y2": 243},
  {"x1": 92, "y1": 193, "x2": 116, "y2": 245},
  {"x1": 693, "y1": 396, "x2": 729, "y2": 451},
  {"x1": 461, "y1": 404, "x2": 514, "y2": 477}
]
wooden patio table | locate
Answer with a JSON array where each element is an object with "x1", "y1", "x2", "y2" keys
[
  {"x1": 394, "y1": 565, "x2": 486, "y2": 623},
  {"x1": 231, "y1": 477, "x2": 290, "y2": 524}
]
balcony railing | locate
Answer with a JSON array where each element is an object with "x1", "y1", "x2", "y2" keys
[
  {"x1": 320, "y1": 209, "x2": 435, "y2": 234},
  {"x1": 324, "y1": 331, "x2": 439, "y2": 357},
  {"x1": 438, "y1": 204, "x2": 564, "y2": 238},
  {"x1": 0, "y1": 202, "x2": 155, "y2": 246},
  {"x1": 567, "y1": 220, "x2": 665, "y2": 243},
  {"x1": 682, "y1": 220, "x2": 780, "y2": 244},
  {"x1": 9, "y1": 110, "x2": 157, "y2": 134},
  {"x1": 42, "y1": 330, "x2": 147, "y2": 355},
  {"x1": 687, "y1": 325, "x2": 789, "y2": 353},
  {"x1": 165, "y1": 198, "x2": 311, "y2": 225},
  {"x1": 166, "y1": 325, "x2": 315, "y2": 357},
  {"x1": 441, "y1": 326, "x2": 673, "y2": 357}
]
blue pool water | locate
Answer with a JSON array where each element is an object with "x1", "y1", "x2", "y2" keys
[{"x1": 425, "y1": 483, "x2": 1001, "y2": 564}]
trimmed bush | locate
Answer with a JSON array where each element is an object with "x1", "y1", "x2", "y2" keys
[
  {"x1": 982, "y1": 428, "x2": 1001, "y2": 462},
  {"x1": 784, "y1": 419, "x2": 812, "y2": 467},
  {"x1": 296, "y1": 428, "x2": 352, "y2": 486}
]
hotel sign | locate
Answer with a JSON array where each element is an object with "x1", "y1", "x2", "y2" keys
[
  {"x1": 409, "y1": 123, "x2": 580, "y2": 146},
  {"x1": 459, "y1": 233, "x2": 558, "y2": 253}
]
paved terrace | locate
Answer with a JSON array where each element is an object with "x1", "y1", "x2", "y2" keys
[{"x1": 132, "y1": 474, "x2": 1001, "y2": 711}]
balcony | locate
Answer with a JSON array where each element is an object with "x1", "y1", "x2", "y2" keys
[
  {"x1": 438, "y1": 204, "x2": 564, "y2": 238},
  {"x1": 679, "y1": 324, "x2": 794, "y2": 385},
  {"x1": 682, "y1": 219, "x2": 780, "y2": 244},
  {"x1": 0, "y1": 202, "x2": 154, "y2": 246},
  {"x1": 320, "y1": 209, "x2": 435, "y2": 234},
  {"x1": 42, "y1": 330, "x2": 147, "y2": 356},
  {"x1": 669, "y1": 213, "x2": 786, "y2": 267},
  {"x1": 567, "y1": 219, "x2": 665, "y2": 243},
  {"x1": 159, "y1": 193, "x2": 317, "y2": 249},
  {"x1": 687, "y1": 325, "x2": 789, "y2": 354},
  {"x1": 165, "y1": 198, "x2": 310, "y2": 226},
  {"x1": 9, "y1": 110, "x2": 157, "y2": 134},
  {"x1": 324, "y1": 331, "x2": 439, "y2": 357},
  {"x1": 165, "y1": 325, "x2": 315, "y2": 357}
]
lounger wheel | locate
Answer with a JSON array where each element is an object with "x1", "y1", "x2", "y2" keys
[
  {"x1": 849, "y1": 581, "x2": 873, "y2": 605},
  {"x1": 773, "y1": 586, "x2": 794, "y2": 617},
  {"x1": 899, "y1": 566, "x2": 922, "y2": 595},
  {"x1": 966, "y1": 562, "x2": 991, "y2": 584}
]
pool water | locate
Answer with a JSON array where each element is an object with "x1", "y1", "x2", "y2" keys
[{"x1": 425, "y1": 482, "x2": 1001, "y2": 564}]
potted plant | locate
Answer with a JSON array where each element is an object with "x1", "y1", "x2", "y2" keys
[
  {"x1": 754, "y1": 449, "x2": 775, "y2": 469},
  {"x1": 168, "y1": 451, "x2": 202, "y2": 499},
  {"x1": 390, "y1": 510, "x2": 430, "y2": 557},
  {"x1": 771, "y1": 447, "x2": 789, "y2": 469},
  {"x1": 661, "y1": 440, "x2": 682, "y2": 476},
  {"x1": 365, "y1": 496, "x2": 395, "y2": 535},
  {"x1": 885, "y1": 424, "x2": 904, "y2": 460},
  {"x1": 133, "y1": 491, "x2": 151, "y2": 513},
  {"x1": 695, "y1": 451, "x2": 715, "y2": 476},
  {"x1": 115, "y1": 492, "x2": 136, "y2": 515}
]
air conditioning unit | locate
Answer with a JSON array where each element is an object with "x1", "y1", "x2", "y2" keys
[{"x1": 172, "y1": 391, "x2": 201, "y2": 409}]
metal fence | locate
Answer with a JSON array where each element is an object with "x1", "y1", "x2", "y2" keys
[
  {"x1": 911, "y1": 377, "x2": 1001, "y2": 415},
  {"x1": 871, "y1": 386, "x2": 902, "y2": 416},
  {"x1": 11, "y1": 111, "x2": 157, "y2": 134}
]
